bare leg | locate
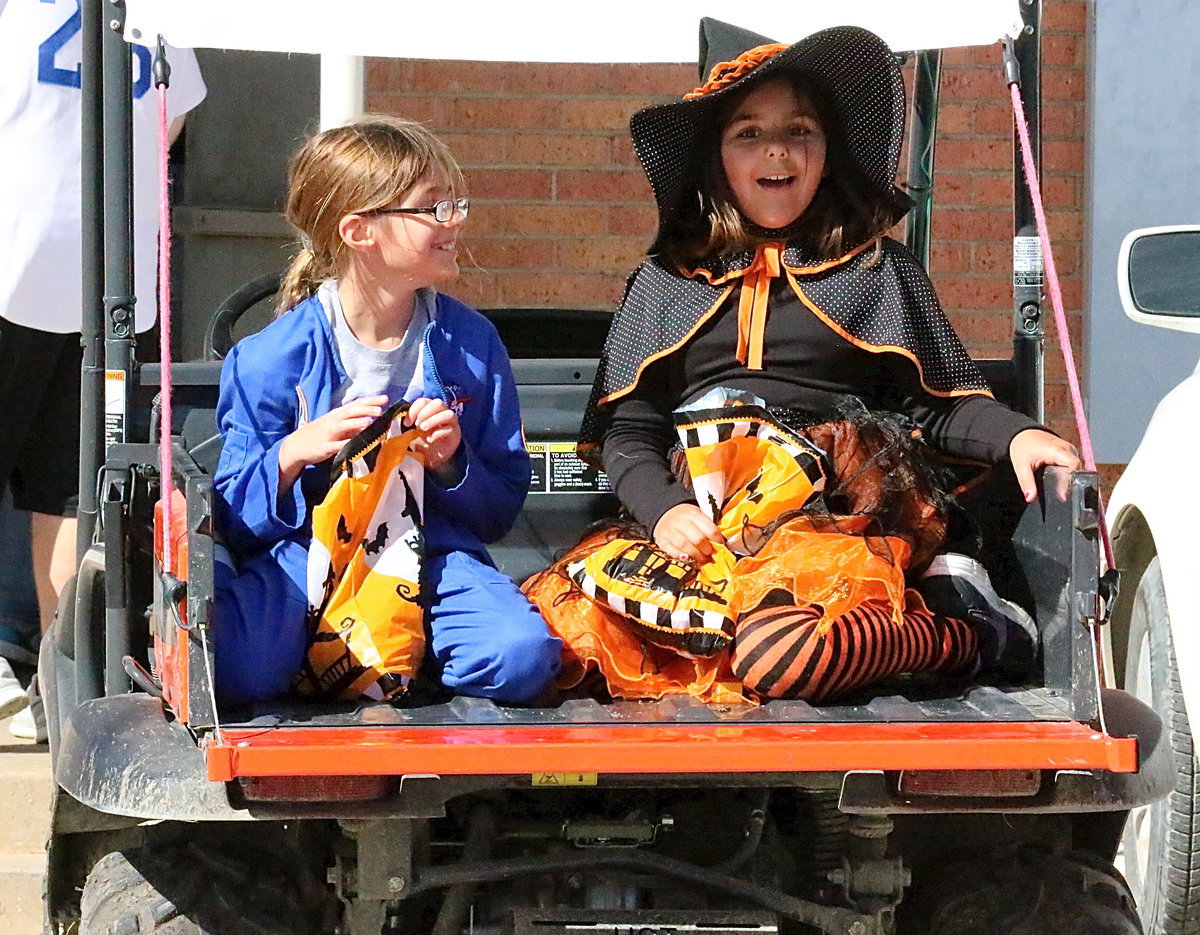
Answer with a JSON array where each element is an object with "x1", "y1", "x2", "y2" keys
[{"x1": 29, "y1": 512, "x2": 77, "y2": 633}]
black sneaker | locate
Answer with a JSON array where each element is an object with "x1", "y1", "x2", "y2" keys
[{"x1": 920, "y1": 553, "x2": 1038, "y2": 676}]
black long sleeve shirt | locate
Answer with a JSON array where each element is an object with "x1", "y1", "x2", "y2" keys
[{"x1": 602, "y1": 277, "x2": 1041, "y2": 531}]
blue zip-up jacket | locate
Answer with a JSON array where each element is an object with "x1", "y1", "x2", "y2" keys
[{"x1": 214, "y1": 290, "x2": 529, "y2": 565}]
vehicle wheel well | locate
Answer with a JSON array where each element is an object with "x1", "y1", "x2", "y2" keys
[
  {"x1": 79, "y1": 837, "x2": 330, "y2": 935},
  {"x1": 1121, "y1": 555, "x2": 1200, "y2": 933},
  {"x1": 1109, "y1": 506, "x2": 1157, "y2": 688},
  {"x1": 47, "y1": 823, "x2": 148, "y2": 932},
  {"x1": 921, "y1": 844, "x2": 1141, "y2": 935}
]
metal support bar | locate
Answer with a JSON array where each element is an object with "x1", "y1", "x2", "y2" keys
[
  {"x1": 102, "y1": 467, "x2": 131, "y2": 695},
  {"x1": 319, "y1": 55, "x2": 365, "y2": 129},
  {"x1": 340, "y1": 819, "x2": 415, "y2": 935},
  {"x1": 101, "y1": 0, "x2": 136, "y2": 449},
  {"x1": 1010, "y1": 0, "x2": 1044, "y2": 421},
  {"x1": 180, "y1": 446, "x2": 218, "y2": 727},
  {"x1": 79, "y1": 0, "x2": 105, "y2": 565},
  {"x1": 74, "y1": 0, "x2": 108, "y2": 698},
  {"x1": 903, "y1": 49, "x2": 941, "y2": 269}
]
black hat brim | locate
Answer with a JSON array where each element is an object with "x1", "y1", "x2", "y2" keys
[{"x1": 630, "y1": 25, "x2": 905, "y2": 234}]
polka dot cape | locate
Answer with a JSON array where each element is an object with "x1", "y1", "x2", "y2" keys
[{"x1": 578, "y1": 240, "x2": 991, "y2": 460}]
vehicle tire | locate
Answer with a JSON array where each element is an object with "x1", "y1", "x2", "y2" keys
[
  {"x1": 79, "y1": 843, "x2": 327, "y2": 935},
  {"x1": 922, "y1": 844, "x2": 1142, "y2": 935},
  {"x1": 1122, "y1": 556, "x2": 1200, "y2": 934}
]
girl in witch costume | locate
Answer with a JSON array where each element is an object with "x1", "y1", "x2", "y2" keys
[
  {"x1": 213, "y1": 118, "x2": 560, "y2": 706},
  {"x1": 526, "y1": 20, "x2": 1080, "y2": 704}
]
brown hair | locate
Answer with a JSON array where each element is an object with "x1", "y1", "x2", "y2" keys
[
  {"x1": 277, "y1": 116, "x2": 466, "y2": 312},
  {"x1": 657, "y1": 75, "x2": 909, "y2": 270}
]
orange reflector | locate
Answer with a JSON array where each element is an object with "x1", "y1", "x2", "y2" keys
[
  {"x1": 238, "y1": 774, "x2": 394, "y2": 802},
  {"x1": 899, "y1": 769, "x2": 1041, "y2": 798}
]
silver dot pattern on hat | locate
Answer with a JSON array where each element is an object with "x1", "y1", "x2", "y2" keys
[{"x1": 630, "y1": 25, "x2": 906, "y2": 236}]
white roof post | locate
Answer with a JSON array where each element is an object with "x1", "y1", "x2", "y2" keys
[{"x1": 319, "y1": 55, "x2": 364, "y2": 130}]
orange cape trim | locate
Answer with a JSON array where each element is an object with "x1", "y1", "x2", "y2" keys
[
  {"x1": 596, "y1": 283, "x2": 734, "y2": 407},
  {"x1": 689, "y1": 240, "x2": 870, "y2": 286},
  {"x1": 784, "y1": 271, "x2": 993, "y2": 400}
]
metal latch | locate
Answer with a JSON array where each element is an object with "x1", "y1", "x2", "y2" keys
[
  {"x1": 562, "y1": 816, "x2": 672, "y2": 848},
  {"x1": 1097, "y1": 568, "x2": 1120, "y2": 623},
  {"x1": 1073, "y1": 484, "x2": 1102, "y2": 535}
]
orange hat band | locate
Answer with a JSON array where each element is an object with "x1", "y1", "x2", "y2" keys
[{"x1": 684, "y1": 42, "x2": 789, "y2": 100}]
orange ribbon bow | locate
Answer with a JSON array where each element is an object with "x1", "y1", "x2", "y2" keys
[{"x1": 735, "y1": 243, "x2": 783, "y2": 371}]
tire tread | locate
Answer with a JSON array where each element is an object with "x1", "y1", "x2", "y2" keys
[
  {"x1": 1123, "y1": 557, "x2": 1200, "y2": 934},
  {"x1": 79, "y1": 845, "x2": 325, "y2": 935}
]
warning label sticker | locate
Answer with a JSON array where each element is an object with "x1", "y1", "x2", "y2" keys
[
  {"x1": 104, "y1": 370, "x2": 126, "y2": 446},
  {"x1": 1013, "y1": 236, "x2": 1044, "y2": 286},
  {"x1": 527, "y1": 441, "x2": 612, "y2": 494},
  {"x1": 532, "y1": 773, "x2": 598, "y2": 787}
]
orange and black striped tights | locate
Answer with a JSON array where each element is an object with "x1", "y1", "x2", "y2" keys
[{"x1": 731, "y1": 600, "x2": 978, "y2": 703}]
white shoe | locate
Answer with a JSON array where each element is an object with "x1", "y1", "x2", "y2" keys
[
  {"x1": 8, "y1": 679, "x2": 46, "y2": 743},
  {"x1": 0, "y1": 657, "x2": 28, "y2": 721}
]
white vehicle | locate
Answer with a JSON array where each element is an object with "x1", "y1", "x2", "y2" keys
[{"x1": 1107, "y1": 224, "x2": 1200, "y2": 935}]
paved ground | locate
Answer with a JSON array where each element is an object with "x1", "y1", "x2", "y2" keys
[{"x1": 0, "y1": 722, "x2": 51, "y2": 935}]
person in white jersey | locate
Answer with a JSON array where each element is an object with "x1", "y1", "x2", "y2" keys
[{"x1": 0, "y1": 0, "x2": 206, "y2": 737}]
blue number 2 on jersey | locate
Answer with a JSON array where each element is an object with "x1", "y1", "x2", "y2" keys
[{"x1": 37, "y1": 0, "x2": 152, "y2": 99}]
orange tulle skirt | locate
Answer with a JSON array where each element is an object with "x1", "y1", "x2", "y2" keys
[{"x1": 524, "y1": 402, "x2": 970, "y2": 704}]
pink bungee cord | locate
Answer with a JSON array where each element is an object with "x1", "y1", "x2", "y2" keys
[{"x1": 1006, "y1": 50, "x2": 1116, "y2": 573}]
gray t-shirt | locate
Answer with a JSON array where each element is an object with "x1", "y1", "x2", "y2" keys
[{"x1": 318, "y1": 280, "x2": 433, "y2": 407}]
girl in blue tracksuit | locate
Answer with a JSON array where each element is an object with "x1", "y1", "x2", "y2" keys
[{"x1": 212, "y1": 117, "x2": 560, "y2": 706}]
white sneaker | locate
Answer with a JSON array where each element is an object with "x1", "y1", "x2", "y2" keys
[
  {"x1": 0, "y1": 657, "x2": 28, "y2": 721},
  {"x1": 8, "y1": 679, "x2": 46, "y2": 743}
]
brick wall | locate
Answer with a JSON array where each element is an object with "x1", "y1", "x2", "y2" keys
[
  {"x1": 930, "y1": 0, "x2": 1089, "y2": 442},
  {"x1": 366, "y1": 0, "x2": 1089, "y2": 440},
  {"x1": 365, "y1": 59, "x2": 687, "y2": 310}
]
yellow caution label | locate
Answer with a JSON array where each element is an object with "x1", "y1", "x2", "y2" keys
[
  {"x1": 531, "y1": 772, "x2": 598, "y2": 787},
  {"x1": 525, "y1": 440, "x2": 612, "y2": 495}
]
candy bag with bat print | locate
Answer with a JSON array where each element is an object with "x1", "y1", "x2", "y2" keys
[{"x1": 294, "y1": 401, "x2": 426, "y2": 701}]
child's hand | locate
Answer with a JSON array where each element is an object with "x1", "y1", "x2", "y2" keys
[
  {"x1": 278, "y1": 395, "x2": 388, "y2": 489},
  {"x1": 1008, "y1": 428, "x2": 1082, "y2": 503},
  {"x1": 407, "y1": 397, "x2": 462, "y2": 470},
  {"x1": 653, "y1": 503, "x2": 726, "y2": 565}
]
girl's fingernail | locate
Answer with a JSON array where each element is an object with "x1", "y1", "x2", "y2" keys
[{"x1": 1024, "y1": 490, "x2": 1035, "y2": 503}]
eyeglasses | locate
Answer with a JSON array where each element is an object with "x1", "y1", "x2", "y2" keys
[{"x1": 364, "y1": 198, "x2": 470, "y2": 223}]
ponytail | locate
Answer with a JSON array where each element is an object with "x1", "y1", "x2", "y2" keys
[{"x1": 277, "y1": 245, "x2": 335, "y2": 315}]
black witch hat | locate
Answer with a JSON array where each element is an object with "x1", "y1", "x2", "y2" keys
[{"x1": 630, "y1": 18, "x2": 908, "y2": 241}]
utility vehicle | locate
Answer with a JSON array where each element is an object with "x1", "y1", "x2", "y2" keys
[{"x1": 39, "y1": 2, "x2": 1171, "y2": 933}]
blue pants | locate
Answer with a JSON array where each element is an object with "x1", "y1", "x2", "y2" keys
[{"x1": 214, "y1": 543, "x2": 561, "y2": 706}]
